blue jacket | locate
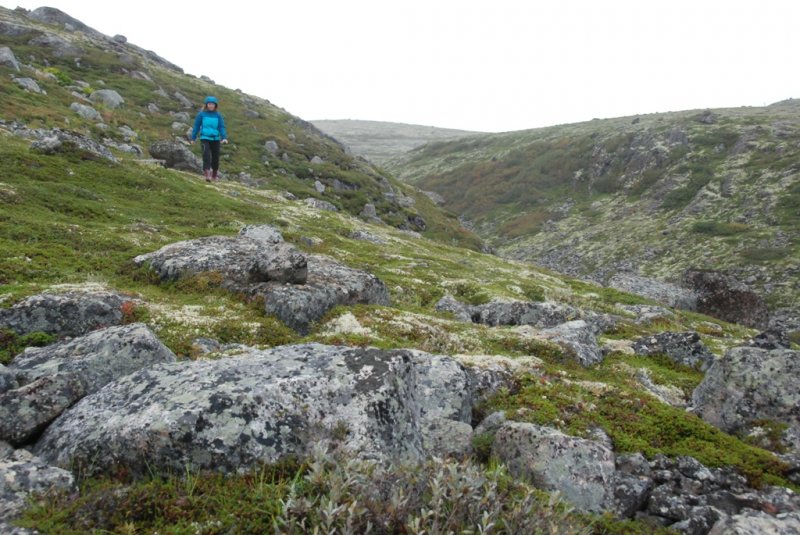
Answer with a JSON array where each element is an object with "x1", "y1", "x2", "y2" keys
[{"x1": 191, "y1": 110, "x2": 227, "y2": 141}]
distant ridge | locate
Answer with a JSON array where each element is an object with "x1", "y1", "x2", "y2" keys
[{"x1": 311, "y1": 119, "x2": 482, "y2": 164}]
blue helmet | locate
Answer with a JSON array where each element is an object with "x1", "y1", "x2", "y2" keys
[{"x1": 204, "y1": 96, "x2": 218, "y2": 105}]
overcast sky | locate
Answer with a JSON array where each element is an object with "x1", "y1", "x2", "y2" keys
[{"x1": 6, "y1": 0, "x2": 800, "y2": 132}]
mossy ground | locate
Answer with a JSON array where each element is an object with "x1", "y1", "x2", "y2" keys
[{"x1": 1, "y1": 9, "x2": 794, "y2": 533}]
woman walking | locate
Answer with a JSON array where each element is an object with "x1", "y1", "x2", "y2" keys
[{"x1": 190, "y1": 96, "x2": 228, "y2": 181}]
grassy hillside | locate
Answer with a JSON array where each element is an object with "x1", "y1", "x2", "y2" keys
[
  {"x1": 312, "y1": 119, "x2": 481, "y2": 164},
  {"x1": 0, "y1": 5, "x2": 482, "y2": 251},
  {"x1": 388, "y1": 103, "x2": 800, "y2": 313},
  {"x1": 2, "y1": 7, "x2": 798, "y2": 534}
]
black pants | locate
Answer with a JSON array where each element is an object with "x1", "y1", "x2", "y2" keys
[{"x1": 201, "y1": 140, "x2": 221, "y2": 171}]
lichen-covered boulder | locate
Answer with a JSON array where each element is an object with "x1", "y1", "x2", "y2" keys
[
  {"x1": 262, "y1": 255, "x2": 390, "y2": 334},
  {"x1": 0, "y1": 324, "x2": 175, "y2": 446},
  {"x1": 537, "y1": 320, "x2": 604, "y2": 366},
  {"x1": 133, "y1": 235, "x2": 308, "y2": 287},
  {"x1": 492, "y1": 422, "x2": 616, "y2": 513},
  {"x1": 89, "y1": 89, "x2": 125, "y2": 109},
  {"x1": 632, "y1": 331, "x2": 716, "y2": 371},
  {"x1": 0, "y1": 450, "x2": 75, "y2": 524},
  {"x1": 0, "y1": 288, "x2": 130, "y2": 337},
  {"x1": 34, "y1": 344, "x2": 499, "y2": 477},
  {"x1": 692, "y1": 347, "x2": 800, "y2": 442},
  {"x1": 708, "y1": 510, "x2": 800, "y2": 535},
  {"x1": 148, "y1": 140, "x2": 201, "y2": 172}
]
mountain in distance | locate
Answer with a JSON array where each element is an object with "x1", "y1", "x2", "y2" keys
[
  {"x1": 386, "y1": 102, "x2": 800, "y2": 324},
  {"x1": 311, "y1": 118, "x2": 482, "y2": 165}
]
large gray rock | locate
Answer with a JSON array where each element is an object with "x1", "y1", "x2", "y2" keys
[
  {"x1": 0, "y1": 46, "x2": 19, "y2": 71},
  {"x1": 27, "y1": 7, "x2": 102, "y2": 38},
  {"x1": 0, "y1": 289, "x2": 130, "y2": 337},
  {"x1": 13, "y1": 77, "x2": 43, "y2": 94},
  {"x1": 0, "y1": 323, "x2": 175, "y2": 446},
  {"x1": 708, "y1": 511, "x2": 800, "y2": 535},
  {"x1": 26, "y1": 127, "x2": 117, "y2": 161},
  {"x1": 148, "y1": 140, "x2": 201, "y2": 172},
  {"x1": 89, "y1": 89, "x2": 125, "y2": 109},
  {"x1": 0, "y1": 450, "x2": 75, "y2": 524},
  {"x1": 34, "y1": 344, "x2": 500, "y2": 477},
  {"x1": 27, "y1": 33, "x2": 82, "y2": 57},
  {"x1": 262, "y1": 254, "x2": 390, "y2": 334},
  {"x1": 683, "y1": 269, "x2": 769, "y2": 329},
  {"x1": 538, "y1": 320, "x2": 604, "y2": 366},
  {"x1": 69, "y1": 101, "x2": 102, "y2": 121},
  {"x1": 133, "y1": 235, "x2": 308, "y2": 286},
  {"x1": 692, "y1": 347, "x2": 800, "y2": 439},
  {"x1": 492, "y1": 422, "x2": 616, "y2": 513},
  {"x1": 473, "y1": 300, "x2": 575, "y2": 328},
  {"x1": 632, "y1": 331, "x2": 716, "y2": 371},
  {"x1": 435, "y1": 294, "x2": 474, "y2": 322},
  {"x1": 239, "y1": 224, "x2": 284, "y2": 244}
]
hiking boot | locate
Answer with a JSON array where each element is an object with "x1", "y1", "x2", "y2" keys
[
  {"x1": 203, "y1": 169, "x2": 211, "y2": 182},
  {"x1": 212, "y1": 169, "x2": 219, "y2": 180}
]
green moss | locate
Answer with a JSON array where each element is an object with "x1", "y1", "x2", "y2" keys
[
  {"x1": 486, "y1": 372, "x2": 792, "y2": 489},
  {"x1": 691, "y1": 221, "x2": 749, "y2": 235},
  {"x1": 0, "y1": 328, "x2": 57, "y2": 365}
]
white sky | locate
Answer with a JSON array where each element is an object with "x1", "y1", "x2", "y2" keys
[{"x1": 6, "y1": 0, "x2": 800, "y2": 132}]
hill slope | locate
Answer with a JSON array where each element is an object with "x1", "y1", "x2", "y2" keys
[
  {"x1": 388, "y1": 103, "x2": 800, "y2": 318},
  {"x1": 1, "y1": 7, "x2": 800, "y2": 535},
  {"x1": 312, "y1": 119, "x2": 481, "y2": 164},
  {"x1": 0, "y1": 5, "x2": 482, "y2": 251}
]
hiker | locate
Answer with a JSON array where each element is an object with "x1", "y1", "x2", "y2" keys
[{"x1": 190, "y1": 96, "x2": 228, "y2": 181}]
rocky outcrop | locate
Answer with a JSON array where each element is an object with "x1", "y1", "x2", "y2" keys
[
  {"x1": 262, "y1": 254, "x2": 390, "y2": 334},
  {"x1": 692, "y1": 347, "x2": 800, "y2": 449},
  {"x1": 133, "y1": 235, "x2": 308, "y2": 287},
  {"x1": 147, "y1": 140, "x2": 201, "y2": 172},
  {"x1": 89, "y1": 89, "x2": 124, "y2": 109},
  {"x1": 0, "y1": 449, "x2": 75, "y2": 526},
  {"x1": 632, "y1": 331, "x2": 716, "y2": 371},
  {"x1": 0, "y1": 46, "x2": 20, "y2": 71},
  {"x1": 34, "y1": 344, "x2": 508, "y2": 477},
  {"x1": 537, "y1": 320, "x2": 604, "y2": 366},
  {"x1": 0, "y1": 288, "x2": 131, "y2": 337},
  {"x1": 708, "y1": 511, "x2": 800, "y2": 535},
  {"x1": 492, "y1": 422, "x2": 616, "y2": 513},
  {"x1": 135, "y1": 226, "x2": 390, "y2": 334},
  {"x1": 683, "y1": 270, "x2": 769, "y2": 329},
  {"x1": 16, "y1": 126, "x2": 117, "y2": 161},
  {"x1": 0, "y1": 324, "x2": 176, "y2": 446}
]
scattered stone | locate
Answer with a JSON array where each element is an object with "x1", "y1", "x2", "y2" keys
[
  {"x1": 304, "y1": 198, "x2": 338, "y2": 211},
  {"x1": 133, "y1": 235, "x2": 308, "y2": 287},
  {"x1": 13, "y1": 77, "x2": 44, "y2": 94},
  {"x1": 239, "y1": 224, "x2": 284, "y2": 244},
  {"x1": 310, "y1": 155, "x2": 324, "y2": 165},
  {"x1": 493, "y1": 422, "x2": 616, "y2": 513},
  {"x1": 0, "y1": 324, "x2": 176, "y2": 445},
  {"x1": 314, "y1": 180, "x2": 326, "y2": 193},
  {"x1": 148, "y1": 140, "x2": 201, "y2": 172},
  {"x1": 0, "y1": 288, "x2": 131, "y2": 337},
  {"x1": 435, "y1": 294, "x2": 474, "y2": 322},
  {"x1": 538, "y1": 320, "x2": 604, "y2": 366},
  {"x1": 173, "y1": 91, "x2": 192, "y2": 108},
  {"x1": 25, "y1": 127, "x2": 117, "y2": 161},
  {"x1": 69, "y1": 102, "x2": 102, "y2": 121},
  {"x1": 0, "y1": 452, "x2": 75, "y2": 524},
  {"x1": 692, "y1": 347, "x2": 800, "y2": 441},
  {"x1": 632, "y1": 331, "x2": 716, "y2": 371},
  {"x1": 89, "y1": 89, "x2": 125, "y2": 109},
  {"x1": 0, "y1": 46, "x2": 20, "y2": 71},
  {"x1": 264, "y1": 140, "x2": 279, "y2": 155},
  {"x1": 262, "y1": 254, "x2": 390, "y2": 334},
  {"x1": 27, "y1": 32, "x2": 82, "y2": 57},
  {"x1": 708, "y1": 510, "x2": 800, "y2": 535},
  {"x1": 348, "y1": 230, "x2": 386, "y2": 244}
]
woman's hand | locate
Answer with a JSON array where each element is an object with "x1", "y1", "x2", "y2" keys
[{"x1": 221, "y1": 139, "x2": 229, "y2": 144}]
